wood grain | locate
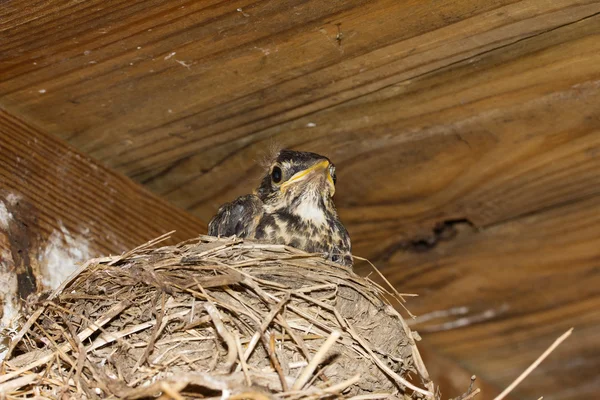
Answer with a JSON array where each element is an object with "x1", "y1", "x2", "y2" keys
[
  {"x1": 0, "y1": 109, "x2": 205, "y2": 307},
  {"x1": 1, "y1": 1, "x2": 597, "y2": 199},
  {"x1": 2, "y1": 0, "x2": 600, "y2": 250},
  {"x1": 2, "y1": 0, "x2": 600, "y2": 399},
  {"x1": 388, "y1": 195, "x2": 600, "y2": 400}
]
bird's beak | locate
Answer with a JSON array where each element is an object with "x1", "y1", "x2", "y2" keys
[{"x1": 281, "y1": 160, "x2": 335, "y2": 195}]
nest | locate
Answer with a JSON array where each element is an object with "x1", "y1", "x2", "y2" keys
[{"x1": 0, "y1": 234, "x2": 436, "y2": 399}]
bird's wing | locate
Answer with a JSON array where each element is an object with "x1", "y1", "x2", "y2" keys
[
  {"x1": 331, "y1": 221, "x2": 353, "y2": 267},
  {"x1": 208, "y1": 194, "x2": 263, "y2": 238}
]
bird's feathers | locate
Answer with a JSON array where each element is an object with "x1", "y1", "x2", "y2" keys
[
  {"x1": 208, "y1": 195, "x2": 263, "y2": 238},
  {"x1": 208, "y1": 150, "x2": 352, "y2": 267}
]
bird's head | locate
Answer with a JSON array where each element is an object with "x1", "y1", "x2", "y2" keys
[{"x1": 256, "y1": 150, "x2": 337, "y2": 209}]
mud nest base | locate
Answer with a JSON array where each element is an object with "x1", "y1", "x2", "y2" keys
[{"x1": 1, "y1": 235, "x2": 435, "y2": 399}]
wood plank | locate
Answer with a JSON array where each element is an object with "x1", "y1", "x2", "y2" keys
[
  {"x1": 2, "y1": 2, "x2": 598, "y2": 226},
  {"x1": 388, "y1": 194, "x2": 600, "y2": 400},
  {"x1": 194, "y1": 13, "x2": 600, "y2": 235},
  {"x1": 0, "y1": 109, "x2": 205, "y2": 326},
  {"x1": 2, "y1": 2, "x2": 599, "y2": 239}
]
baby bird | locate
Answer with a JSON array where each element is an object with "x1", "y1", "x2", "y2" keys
[{"x1": 208, "y1": 149, "x2": 352, "y2": 267}]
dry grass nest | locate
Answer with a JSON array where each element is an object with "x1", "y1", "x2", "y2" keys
[{"x1": 1, "y1": 234, "x2": 438, "y2": 400}]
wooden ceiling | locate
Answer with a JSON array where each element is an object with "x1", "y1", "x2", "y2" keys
[{"x1": 2, "y1": 0, "x2": 600, "y2": 399}]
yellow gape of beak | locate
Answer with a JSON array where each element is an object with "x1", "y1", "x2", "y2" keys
[{"x1": 281, "y1": 160, "x2": 335, "y2": 195}]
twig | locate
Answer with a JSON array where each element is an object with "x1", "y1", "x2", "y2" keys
[
  {"x1": 109, "y1": 231, "x2": 175, "y2": 265},
  {"x1": 204, "y1": 302, "x2": 238, "y2": 369},
  {"x1": 353, "y1": 256, "x2": 413, "y2": 310},
  {"x1": 462, "y1": 388, "x2": 481, "y2": 400},
  {"x1": 4, "y1": 307, "x2": 45, "y2": 360},
  {"x1": 139, "y1": 292, "x2": 166, "y2": 366},
  {"x1": 346, "y1": 395, "x2": 394, "y2": 400},
  {"x1": 260, "y1": 332, "x2": 289, "y2": 391},
  {"x1": 389, "y1": 303, "x2": 432, "y2": 382},
  {"x1": 63, "y1": 316, "x2": 86, "y2": 395},
  {"x1": 234, "y1": 333, "x2": 252, "y2": 386},
  {"x1": 291, "y1": 291, "x2": 433, "y2": 397},
  {"x1": 241, "y1": 293, "x2": 290, "y2": 363},
  {"x1": 33, "y1": 320, "x2": 77, "y2": 370},
  {"x1": 0, "y1": 300, "x2": 131, "y2": 384},
  {"x1": 230, "y1": 392, "x2": 272, "y2": 400},
  {"x1": 492, "y1": 328, "x2": 573, "y2": 400},
  {"x1": 0, "y1": 374, "x2": 39, "y2": 393},
  {"x1": 292, "y1": 330, "x2": 340, "y2": 390},
  {"x1": 160, "y1": 382, "x2": 186, "y2": 400},
  {"x1": 87, "y1": 321, "x2": 154, "y2": 351},
  {"x1": 345, "y1": 322, "x2": 433, "y2": 398},
  {"x1": 322, "y1": 373, "x2": 360, "y2": 393},
  {"x1": 275, "y1": 315, "x2": 312, "y2": 361}
]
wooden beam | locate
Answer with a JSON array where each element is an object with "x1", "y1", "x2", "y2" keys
[
  {"x1": 384, "y1": 194, "x2": 600, "y2": 400},
  {"x1": 0, "y1": 109, "x2": 205, "y2": 326},
  {"x1": 2, "y1": 1, "x2": 599, "y2": 230}
]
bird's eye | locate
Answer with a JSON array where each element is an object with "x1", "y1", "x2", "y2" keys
[
  {"x1": 329, "y1": 164, "x2": 337, "y2": 185},
  {"x1": 271, "y1": 166, "x2": 283, "y2": 183}
]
